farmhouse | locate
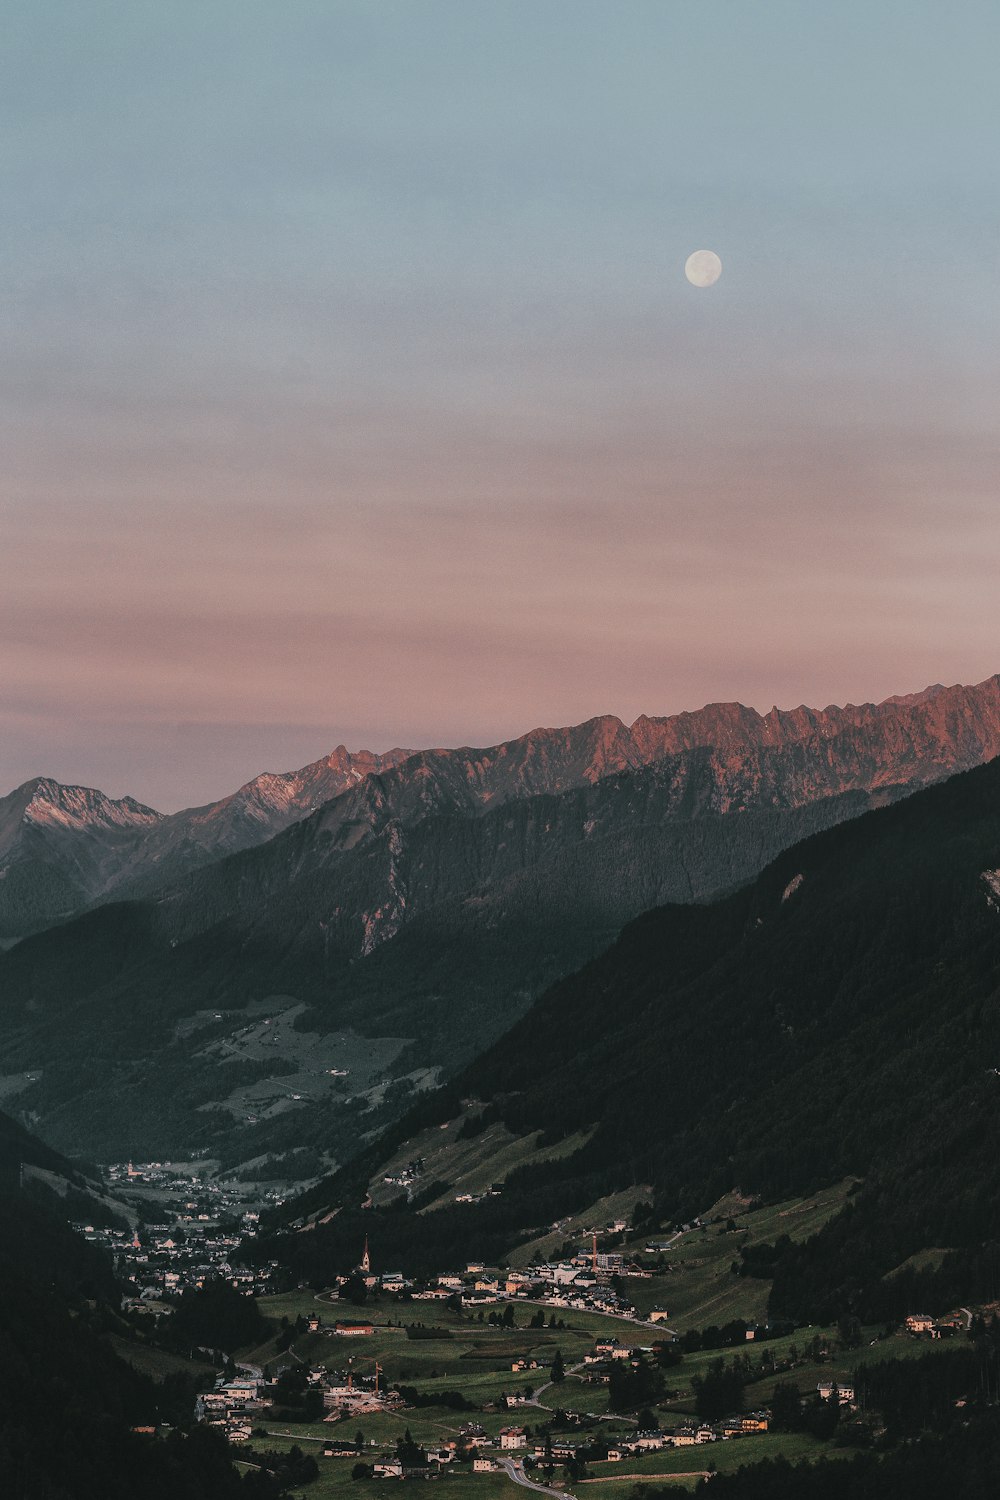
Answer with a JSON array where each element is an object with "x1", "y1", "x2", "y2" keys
[
  {"x1": 630, "y1": 1431, "x2": 665, "y2": 1452},
  {"x1": 740, "y1": 1412, "x2": 769, "y2": 1433},
  {"x1": 818, "y1": 1381, "x2": 856, "y2": 1404},
  {"x1": 594, "y1": 1337, "x2": 634, "y2": 1360}
]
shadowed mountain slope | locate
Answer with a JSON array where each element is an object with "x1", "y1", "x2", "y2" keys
[
  {"x1": 273, "y1": 754, "x2": 1000, "y2": 1319},
  {"x1": 0, "y1": 758, "x2": 892, "y2": 1164},
  {"x1": 6, "y1": 678, "x2": 1000, "y2": 1170}
]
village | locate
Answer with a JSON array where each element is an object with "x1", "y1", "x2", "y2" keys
[
  {"x1": 182, "y1": 1225, "x2": 977, "y2": 1493},
  {"x1": 73, "y1": 1158, "x2": 284, "y2": 1303},
  {"x1": 71, "y1": 1166, "x2": 984, "y2": 1495}
]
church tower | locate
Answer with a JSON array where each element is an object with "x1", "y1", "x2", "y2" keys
[{"x1": 360, "y1": 1236, "x2": 371, "y2": 1274}]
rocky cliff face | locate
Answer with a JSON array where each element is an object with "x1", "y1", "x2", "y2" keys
[
  {"x1": 224, "y1": 676, "x2": 1000, "y2": 876},
  {"x1": 5, "y1": 673, "x2": 1000, "y2": 943},
  {"x1": 108, "y1": 744, "x2": 416, "y2": 895},
  {"x1": 308, "y1": 673, "x2": 1000, "y2": 832}
]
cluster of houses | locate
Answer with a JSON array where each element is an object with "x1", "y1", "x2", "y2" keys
[
  {"x1": 196, "y1": 1377, "x2": 266, "y2": 1443},
  {"x1": 87, "y1": 1215, "x2": 278, "y2": 1308},
  {"x1": 320, "y1": 1252, "x2": 640, "y2": 1320},
  {"x1": 74, "y1": 1160, "x2": 284, "y2": 1309},
  {"x1": 105, "y1": 1158, "x2": 285, "y2": 1211},
  {"x1": 360, "y1": 1413, "x2": 779, "y2": 1479},
  {"x1": 904, "y1": 1312, "x2": 965, "y2": 1337},
  {"x1": 197, "y1": 1361, "x2": 406, "y2": 1439},
  {"x1": 374, "y1": 1255, "x2": 641, "y2": 1320}
]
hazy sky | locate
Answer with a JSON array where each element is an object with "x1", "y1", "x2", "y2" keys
[{"x1": 3, "y1": 1, "x2": 999, "y2": 810}]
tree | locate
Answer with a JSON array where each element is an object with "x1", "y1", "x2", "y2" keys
[
  {"x1": 551, "y1": 1349, "x2": 566, "y2": 1383},
  {"x1": 609, "y1": 1355, "x2": 665, "y2": 1413},
  {"x1": 339, "y1": 1272, "x2": 369, "y2": 1305},
  {"x1": 692, "y1": 1360, "x2": 745, "y2": 1423},
  {"x1": 838, "y1": 1315, "x2": 862, "y2": 1350},
  {"x1": 170, "y1": 1280, "x2": 266, "y2": 1353},
  {"x1": 769, "y1": 1382, "x2": 802, "y2": 1432},
  {"x1": 396, "y1": 1429, "x2": 426, "y2": 1466}
]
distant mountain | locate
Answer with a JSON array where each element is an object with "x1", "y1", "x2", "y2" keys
[
  {"x1": 0, "y1": 746, "x2": 412, "y2": 941},
  {"x1": 6, "y1": 673, "x2": 1000, "y2": 1170},
  {"x1": 278, "y1": 753, "x2": 1000, "y2": 1320},
  {"x1": 6, "y1": 673, "x2": 1000, "y2": 945},
  {"x1": 0, "y1": 777, "x2": 162, "y2": 942}
]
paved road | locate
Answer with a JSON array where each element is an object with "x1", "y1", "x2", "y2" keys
[
  {"x1": 524, "y1": 1360, "x2": 587, "y2": 1406},
  {"x1": 576, "y1": 1473, "x2": 712, "y2": 1485},
  {"x1": 494, "y1": 1296, "x2": 676, "y2": 1340},
  {"x1": 520, "y1": 1364, "x2": 637, "y2": 1431},
  {"x1": 499, "y1": 1456, "x2": 573, "y2": 1498}
]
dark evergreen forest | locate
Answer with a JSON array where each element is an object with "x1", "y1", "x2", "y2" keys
[{"x1": 274, "y1": 756, "x2": 1000, "y2": 1320}]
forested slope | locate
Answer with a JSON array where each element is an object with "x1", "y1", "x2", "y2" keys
[{"x1": 275, "y1": 755, "x2": 1000, "y2": 1316}]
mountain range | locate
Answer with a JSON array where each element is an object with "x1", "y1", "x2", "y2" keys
[
  {"x1": 7, "y1": 674, "x2": 1000, "y2": 947},
  {"x1": 272, "y1": 749, "x2": 1000, "y2": 1323},
  {"x1": 0, "y1": 746, "x2": 413, "y2": 943},
  {"x1": 5, "y1": 674, "x2": 1000, "y2": 1176}
]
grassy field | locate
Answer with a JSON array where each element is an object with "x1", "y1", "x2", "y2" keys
[
  {"x1": 579, "y1": 1430, "x2": 828, "y2": 1495},
  {"x1": 511, "y1": 1191, "x2": 654, "y2": 1269},
  {"x1": 247, "y1": 1450, "x2": 531, "y2": 1500},
  {"x1": 251, "y1": 1289, "x2": 666, "y2": 1383},
  {"x1": 230, "y1": 1185, "x2": 968, "y2": 1492},
  {"x1": 106, "y1": 1332, "x2": 216, "y2": 1383},
  {"x1": 368, "y1": 1115, "x2": 596, "y2": 1212},
  {"x1": 657, "y1": 1321, "x2": 957, "y2": 1418},
  {"x1": 621, "y1": 1181, "x2": 856, "y2": 1331},
  {"x1": 245, "y1": 1294, "x2": 646, "y2": 1435}
]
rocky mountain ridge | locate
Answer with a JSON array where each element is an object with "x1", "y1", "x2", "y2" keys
[
  {"x1": 0, "y1": 745, "x2": 413, "y2": 940},
  {"x1": 5, "y1": 674, "x2": 1000, "y2": 945},
  {"x1": 12, "y1": 778, "x2": 162, "y2": 834}
]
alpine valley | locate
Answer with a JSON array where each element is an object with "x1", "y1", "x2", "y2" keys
[
  {"x1": 10, "y1": 675, "x2": 1000, "y2": 1500},
  {"x1": 4, "y1": 674, "x2": 1000, "y2": 1175}
]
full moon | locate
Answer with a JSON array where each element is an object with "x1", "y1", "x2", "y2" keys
[{"x1": 685, "y1": 249, "x2": 722, "y2": 287}]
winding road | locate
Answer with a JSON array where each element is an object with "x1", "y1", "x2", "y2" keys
[{"x1": 499, "y1": 1456, "x2": 573, "y2": 1498}]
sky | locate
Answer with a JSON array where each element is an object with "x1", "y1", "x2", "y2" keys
[{"x1": 3, "y1": 1, "x2": 999, "y2": 810}]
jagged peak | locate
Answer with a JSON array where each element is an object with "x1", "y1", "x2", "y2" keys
[{"x1": 10, "y1": 777, "x2": 163, "y2": 831}]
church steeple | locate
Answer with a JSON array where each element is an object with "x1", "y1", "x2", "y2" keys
[{"x1": 360, "y1": 1236, "x2": 371, "y2": 1274}]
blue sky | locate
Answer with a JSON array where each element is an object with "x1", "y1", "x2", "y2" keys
[{"x1": 3, "y1": 2, "x2": 999, "y2": 807}]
